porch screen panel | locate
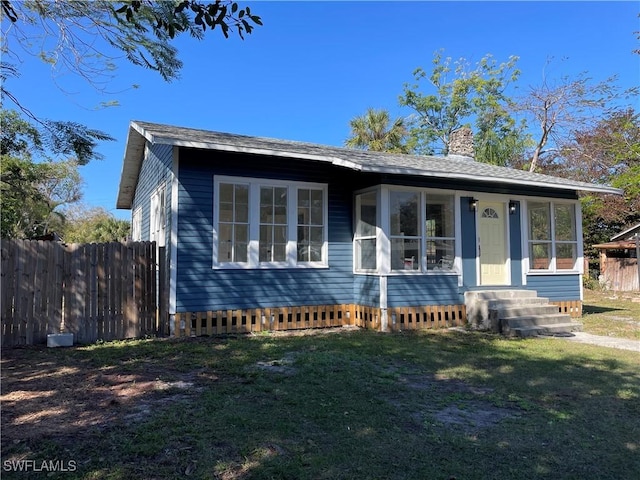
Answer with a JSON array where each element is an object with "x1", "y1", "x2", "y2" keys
[
  {"x1": 426, "y1": 193, "x2": 455, "y2": 271},
  {"x1": 219, "y1": 182, "x2": 249, "y2": 263},
  {"x1": 390, "y1": 191, "x2": 420, "y2": 271},
  {"x1": 297, "y1": 188, "x2": 324, "y2": 262}
]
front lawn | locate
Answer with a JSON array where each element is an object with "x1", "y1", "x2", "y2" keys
[
  {"x1": 2, "y1": 328, "x2": 638, "y2": 480},
  {"x1": 582, "y1": 289, "x2": 640, "y2": 340}
]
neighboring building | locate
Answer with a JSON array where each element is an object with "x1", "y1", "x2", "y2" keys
[
  {"x1": 116, "y1": 121, "x2": 621, "y2": 334},
  {"x1": 593, "y1": 223, "x2": 640, "y2": 291}
]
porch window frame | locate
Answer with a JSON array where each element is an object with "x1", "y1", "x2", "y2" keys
[
  {"x1": 212, "y1": 175, "x2": 328, "y2": 269},
  {"x1": 354, "y1": 189, "x2": 380, "y2": 273},
  {"x1": 353, "y1": 185, "x2": 461, "y2": 277},
  {"x1": 524, "y1": 198, "x2": 583, "y2": 275}
]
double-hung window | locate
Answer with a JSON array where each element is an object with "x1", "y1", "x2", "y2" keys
[
  {"x1": 218, "y1": 182, "x2": 249, "y2": 263},
  {"x1": 297, "y1": 188, "x2": 325, "y2": 262},
  {"x1": 214, "y1": 176, "x2": 327, "y2": 268},
  {"x1": 259, "y1": 186, "x2": 288, "y2": 262},
  {"x1": 528, "y1": 201, "x2": 578, "y2": 271}
]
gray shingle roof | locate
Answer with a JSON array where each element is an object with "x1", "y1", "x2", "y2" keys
[{"x1": 117, "y1": 120, "x2": 622, "y2": 209}]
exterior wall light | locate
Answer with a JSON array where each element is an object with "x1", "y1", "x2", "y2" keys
[
  {"x1": 509, "y1": 200, "x2": 517, "y2": 215},
  {"x1": 469, "y1": 198, "x2": 479, "y2": 212}
]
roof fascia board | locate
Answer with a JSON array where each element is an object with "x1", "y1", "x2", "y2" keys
[
  {"x1": 147, "y1": 136, "x2": 365, "y2": 171},
  {"x1": 358, "y1": 165, "x2": 623, "y2": 195},
  {"x1": 116, "y1": 126, "x2": 146, "y2": 209}
]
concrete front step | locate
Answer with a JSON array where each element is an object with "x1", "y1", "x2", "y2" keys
[
  {"x1": 507, "y1": 322, "x2": 584, "y2": 338},
  {"x1": 465, "y1": 289, "x2": 541, "y2": 330},
  {"x1": 466, "y1": 290, "x2": 538, "y2": 302},
  {"x1": 491, "y1": 304, "x2": 560, "y2": 319},
  {"x1": 464, "y1": 289, "x2": 582, "y2": 336},
  {"x1": 486, "y1": 297, "x2": 550, "y2": 308},
  {"x1": 501, "y1": 313, "x2": 575, "y2": 329}
]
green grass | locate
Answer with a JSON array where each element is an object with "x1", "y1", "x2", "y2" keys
[
  {"x1": 2, "y1": 329, "x2": 639, "y2": 480},
  {"x1": 582, "y1": 289, "x2": 640, "y2": 340}
]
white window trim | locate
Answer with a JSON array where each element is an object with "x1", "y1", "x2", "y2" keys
[
  {"x1": 354, "y1": 185, "x2": 461, "y2": 277},
  {"x1": 150, "y1": 183, "x2": 166, "y2": 247},
  {"x1": 131, "y1": 206, "x2": 142, "y2": 241},
  {"x1": 213, "y1": 175, "x2": 328, "y2": 269},
  {"x1": 524, "y1": 198, "x2": 583, "y2": 276}
]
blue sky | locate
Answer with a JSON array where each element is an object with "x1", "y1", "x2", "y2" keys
[{"x1": 4, "y1": 1, "x2": 639, "y2": 220}]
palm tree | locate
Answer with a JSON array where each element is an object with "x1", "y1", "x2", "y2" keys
[{"x1": 345, "y1": 108, "x2": 409, "y2": 153}]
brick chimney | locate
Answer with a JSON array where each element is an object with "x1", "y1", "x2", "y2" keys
[{"x1": 448, "y1": 126, "x2": 475, "y2": 158}]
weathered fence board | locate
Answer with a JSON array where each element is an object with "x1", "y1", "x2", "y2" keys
[
  {"x1": 602, "y1": 257, "x2": 639, "y2": 291},
  {"x1": 1, "y1": 240, "x2": 165, "y2": 347}
]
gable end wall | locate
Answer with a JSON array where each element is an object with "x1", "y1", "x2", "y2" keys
[{"x1": 132, "y1": 142, "x2": 173, "y2": 246}]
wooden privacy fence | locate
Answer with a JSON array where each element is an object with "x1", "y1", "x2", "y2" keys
[
  {"x1": 1, "y1": 240, "x2": 165, "y2": 347},
  {"x1": 601, "y1": 257, "x2": 639, "y2": 291}
]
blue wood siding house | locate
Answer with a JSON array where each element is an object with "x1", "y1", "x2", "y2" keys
[{"x1": 117, "y1": 121, "x2": 621, "y2": 333}]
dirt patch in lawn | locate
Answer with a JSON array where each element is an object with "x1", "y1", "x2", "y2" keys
[
  {"x1": 388, "y1": 368, "x2": 523, "y2": 434},
  {"x1": 0, "y1": 346, "x2": 214, "y2": 451},
  {"x1": 0, "y1": 330, "x2": 349, "y2": 453}
]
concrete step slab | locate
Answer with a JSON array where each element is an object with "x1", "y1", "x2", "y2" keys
[
  {"x1": 501, "y1": 314, "x2": 573, "y2": 329},
  {"x1": 487, "y1": 297, "x2": 550, "y2": 308},
  {"x1": 492, "y1": 305, "x2": 561, "y2": 318},
  {"x1": 465, "y1": 290, "x2": 538, "y2": 301},
  {"x1": 510, "y1": 322, "x2": 583, "y2": 338}
]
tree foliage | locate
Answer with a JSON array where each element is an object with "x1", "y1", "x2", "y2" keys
[
  {"x1": 61, "y1": 206, "x2": 130, "y2": 243},
  {"x1": 1, "y1": 110, "x2": 84, "y2": 238},
  {"x1": 345, "y1": 108, "x2": 409, "y2": 153},
  {"x1": 2, "y1": 0, "x2": 262, "y2": 85},
  {"x1": 565, "y1": 109, "x2": 640, "y2": 259},
  {"x1": 1, "y1": 1, "x2": 262, "y2": 239},
  {"x1": 398, "y1": 51, "x2": 529, "y2": 164},
  {"x1": 512, "y1": 64, "x2": 635, "y2": 172},
  {"x1": 1, "y1": 0, "x2": 262, "y2": 163}
]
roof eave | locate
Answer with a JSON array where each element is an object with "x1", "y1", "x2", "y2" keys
[
  {"x1": 116, "y1": 123, "x2": 150, "y2": 209},
  {"x1": 116, "y1": 121, "x2": 623, "y2": 209},
  {"x1": 611, "y1": 223, "x2": 640, "y2": 241},
  {"x1": 357, "y1": 165, "x2": 623, "y2": 195}
]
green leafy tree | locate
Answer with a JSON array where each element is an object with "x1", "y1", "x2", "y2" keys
[
  {"x1": 561, "y1": 108, "x2": 640, "y2": 264},
  {"x1": 399, "y1": 51, "x2": 528, "y2": 164},
  {"x1": 345, "y1": 108, "x2": 409, "y2": 153},
  {"x1": 1, "y1": 0, "x2": 262, "y2": 161},
  {"x1": 2, "y1": 0, "x2": 262, "y2": 85},
  {"x1": 1, "y1": 110, "x2": 83, "y2": 238},
  {"x1": 1, "y1": 1, "x2": 262, "y2": 238},
  {"x1": 62, "y1": 206, "x2": 130, "y2": 243}
]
